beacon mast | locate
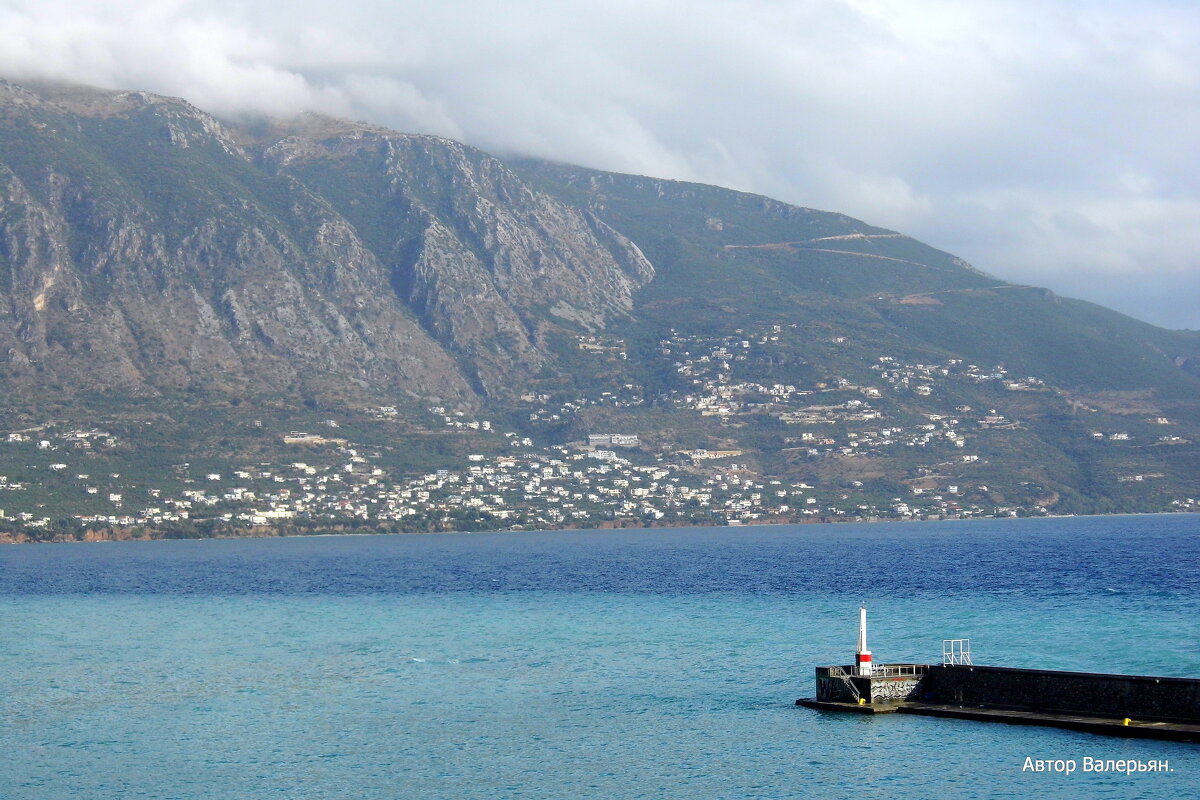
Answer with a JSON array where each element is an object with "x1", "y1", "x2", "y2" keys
[{"x1": 856, "y1": 605, "x2": 873, "y2": 677}]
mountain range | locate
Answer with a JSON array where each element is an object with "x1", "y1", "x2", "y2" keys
[{"x1": 2, "y1": 78, "x2": 1199, "y2": 534}]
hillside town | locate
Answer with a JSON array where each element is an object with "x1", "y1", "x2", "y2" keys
[
  {"x1": 0, "y1": 320, "x2": 1194, "y2": 539},
  {"x1": 0, "y1": 422, "x2": 1043, "y2": 535}
]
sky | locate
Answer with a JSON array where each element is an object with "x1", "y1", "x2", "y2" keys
[{"x1": 2, "y1": 0, "x2": 1197, "y2": 329}]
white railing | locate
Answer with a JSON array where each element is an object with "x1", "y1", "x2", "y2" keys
[
  {"x1": 871, "y1": 663, "x2": 929, "y2": 678},
  {"x1": 943, "y1": 638, "x2": 973, "y2": 666}
]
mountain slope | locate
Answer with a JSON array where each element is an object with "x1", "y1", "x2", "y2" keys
[
  {"x1": 0, "y1": 81, "x2": 652, "y2": 407},
  {"x1": 513, "y1": 160, "x2": 1200, "y2": 394},
  {"x1": 1, "y1": 78, "x2": 1199, "y2": 533},
  {"x1": 249, "y1": 114, "x2": 652, "y2": 394}
]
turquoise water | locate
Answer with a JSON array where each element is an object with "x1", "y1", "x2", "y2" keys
[{"x1": 2, "y1": 515, "x2": 1198, "y2": 798}]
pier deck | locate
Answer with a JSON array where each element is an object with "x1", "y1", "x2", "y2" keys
[
  {"x1": 797, "y1": 698, "x2": 903, "y2": 714},
  {"x1": 801, "y1": 610, "x2": 1200, "y2": 740},
  {"x1": 899, "y1": 702, "x2": 1200, "y2": 741},
  {"x1": 800, "y1": 698, "x2": 1200, "y2": 740},
  {"x1": 800, "y1": 663, "x2": 1200, "y2": 741}
]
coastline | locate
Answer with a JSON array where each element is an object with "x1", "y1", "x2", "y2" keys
[{"x1": 1, "y1": 508, "x2": 1193, "y2": 545}]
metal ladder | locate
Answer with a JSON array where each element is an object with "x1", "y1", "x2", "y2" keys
[{"x1": 828, "y1": 665, "x2": 862, "y2": 703}]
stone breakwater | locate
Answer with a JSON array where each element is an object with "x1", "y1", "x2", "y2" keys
[{"x1": 800, "y1": 663, "x2": 1200, "y2": 740}]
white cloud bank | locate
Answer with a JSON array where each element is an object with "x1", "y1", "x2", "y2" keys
[{"x1": 2, "y1": 0, "x2": 1197, "y2": 328}]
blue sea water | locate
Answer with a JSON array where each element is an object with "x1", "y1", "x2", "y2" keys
[{"x1": 2, "y1": 515, "x2": 1198, "y2": 799}]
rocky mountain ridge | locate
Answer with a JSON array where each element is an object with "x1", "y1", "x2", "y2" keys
[
  {"x1": 2, "y1": 79, "x2": 1200, "y2": 531},
  {"x1": 0, "y1": 80, "x2": 652, "y2": 406}
]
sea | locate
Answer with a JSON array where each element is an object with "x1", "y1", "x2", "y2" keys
[{"x1": 2, "y1": 514, "x2": 1198, "y2": 799}]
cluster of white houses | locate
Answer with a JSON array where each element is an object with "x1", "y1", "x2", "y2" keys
[
  {"x1": 0, "y1": 425, "x2": 1063, "y2": 531},
  {"x1": 0, "y1": 320, "x2": 1192, "y2": 533}
]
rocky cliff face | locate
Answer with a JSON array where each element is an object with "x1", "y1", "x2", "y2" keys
[
  {"x1": 255, "y1": 118, "x2": 653, "y2": 394},
  {"x1": 0, "y1": 82, "x2": 653, "y2": 406}
]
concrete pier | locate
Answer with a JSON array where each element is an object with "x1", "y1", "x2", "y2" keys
[
  {"x1": 799, "y1": 664, "x2": 1200, "y2": 741},
  {"x1": 799, "y1": 607, "x2": 1200, "y2": 739}
]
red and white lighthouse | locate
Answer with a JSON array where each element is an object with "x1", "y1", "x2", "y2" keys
[{"x1": 856, "y1": 604, "x2": 873, "y2": 677}]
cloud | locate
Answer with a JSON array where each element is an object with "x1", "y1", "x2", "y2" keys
[{"x1": 1, "y1": 0, "x2": 1197, "y2": 328}]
